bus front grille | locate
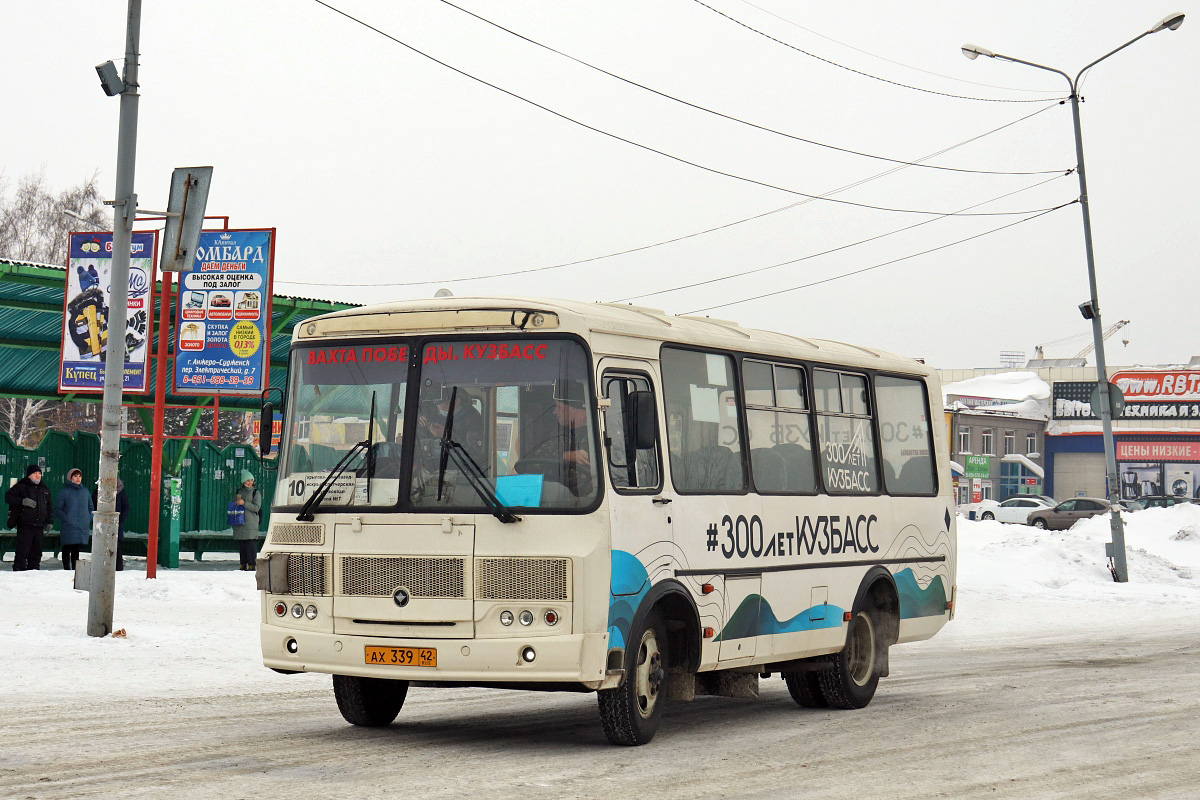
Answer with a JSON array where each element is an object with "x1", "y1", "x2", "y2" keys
[
  {"x1": 340, "y1": 556, "x2": 466, "y2": 598},
  {"x1": 475, "y1": 557, "x2": 571, "y2": 601},
  {"x1": 285, "y1": 553, "x2": 330, "y2": 595},
  {"x1": 270, "y1": 523, "x2": 325, "y2": 545}
]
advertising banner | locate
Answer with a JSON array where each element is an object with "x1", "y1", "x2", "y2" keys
[
  {"x1": 964, "y1": 455, "x2": 990, "y2": 478},
  {"x1": 173, "y1": 229, "x2": 274, "y2": 395},
  {"x1": 58, "y1": 231, "x2": 157, "y2": 393},
  {"x1": 1110, "y1": 371, "x2": 1200, "y2": 401},
  {"x1": 1053, "y1": 381, "x2": 1200, "y2": 420}
]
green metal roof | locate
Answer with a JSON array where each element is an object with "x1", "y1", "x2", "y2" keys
[{"x1": 0, "y1": 257, "x2": 358, "y2": 408}]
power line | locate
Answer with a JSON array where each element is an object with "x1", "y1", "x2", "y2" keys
[
  {"x1": 683, "y1": 204, "x2": 1072, "y2": 314},
  {"x1": 615, "y1": 171, "x2": 1074, "y2": 303},
  {"x1": 277, "y1": 102, "x2": 1065, "y2": 289},
  {"x1": 434, "y1": 0, "x2": 1064, "y2": 176},
  {"x1": 309, "y1": 1, "x2": 1069, "y2": 219},
  {"x1": 733, "y1": 0, "x2": 1060, "y2": 95},
  {"x1": 691, "y1": 0, "x2": 1067, "y2": 104}
]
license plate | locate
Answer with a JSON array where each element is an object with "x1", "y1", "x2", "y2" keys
[{"x1": 364, "y1": 646, "x2": 437, "y2": 667}]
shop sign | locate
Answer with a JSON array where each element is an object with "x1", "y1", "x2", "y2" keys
[
  {"x1": 1111, "y1": 371, "x2": 1200, "y2": 400},
  {"x1": 1053, "y1": 381, "x2": 1200, "y2": 420},
  {"x1": 964, "y1": 455, "x2": 990, "y2": 478},
  {"x1": 1116, "y1": 441, "x2": 1200, "y2": 462},
  {"x1": 58, "y1": 231, "x2": 158, "y2": 393},
  {"x1": 173, "y1": 229, "x2": 274, "y2": 395}
]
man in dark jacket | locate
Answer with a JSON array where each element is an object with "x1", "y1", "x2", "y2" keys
[{"x1": 5, "y1": 464, "x2": 53, "y2": 571}]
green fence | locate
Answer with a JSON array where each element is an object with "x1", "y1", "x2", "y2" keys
[{"x1": 0, "y1": 431, "x2": 276, "y2": 537}]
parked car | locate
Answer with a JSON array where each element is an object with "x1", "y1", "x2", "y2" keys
[
  {"x1": 977, "y1": 496, "x2": 1055, "y2": 524},
  {"x1": 1023, "y1": 494, "x2": 1057, "y2": 506},
  {"x1": 1136, "y1": 495, "x2": 1192, "y2": 509},
  {"x1": 1116, "y1": 500, "x2": 1143, "y2": 513},
  {"x1": 1027, "y1": 497, "x2": 1112, "y2": 530},
  {"x1": 957, "y1": 499, "x2": 998, "y2": 520}
]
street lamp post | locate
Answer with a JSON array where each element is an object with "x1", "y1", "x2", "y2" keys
[{"x1": 962, "y1": 13, "x2": 1184, "y2": 583}]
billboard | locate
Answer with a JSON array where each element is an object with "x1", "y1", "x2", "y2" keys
[
  {"x1": 1052, "y1": 381, "x2": 1200, "y2": 421},
  {"x1": 58, "y1": 231, "x2": 158, "y2": 393},
  {"x1": 173, "y1": 229, "x2": 275, "y2": 396}
]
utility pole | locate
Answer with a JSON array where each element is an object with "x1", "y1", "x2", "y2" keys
[{"x1": 89, "y1": 0, "x2": 142, "y2": 636}]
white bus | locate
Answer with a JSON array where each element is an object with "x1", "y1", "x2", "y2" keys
[{"x1": 257, "y1": 296, "x2": 956, "y2": 745}]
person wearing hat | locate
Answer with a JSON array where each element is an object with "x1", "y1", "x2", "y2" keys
[
  {"x1": 5, "y1": 464, "x2": 53, "y2": 571},
  {"x1": 54, "y1": 468, "x2": 94, "y2": 570},
  {"x1": 232, "y1": 470, "x2": 262, "y2": 571}
]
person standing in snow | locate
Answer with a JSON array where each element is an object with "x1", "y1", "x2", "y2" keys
[
  {"x1": 232, "y1": 470, "x2": 262, "y2": 571},
  {"x1": 5, "y1": 464, "x2": 53, "y2": 571},
  {"x1": 54, "y1": 468, "x2": 94, "y2": 570}
]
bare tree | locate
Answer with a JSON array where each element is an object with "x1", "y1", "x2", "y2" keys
[
  {"x1": 0, "y1": 169, "x2": 110, "y2": 265},
  {"x1": 0, "y1": 397, "x2": 54, "y2": 447}
]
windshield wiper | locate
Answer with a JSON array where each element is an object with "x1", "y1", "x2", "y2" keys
[
  {"x1": 296, "y1": 439, "x2": 368, "y2": 522},
  {"x1": 365, "y1": 391, "x2": 376, "y2": 505},
  {"x1": 436, "y1": 387, "x2": 520, "y2": 524}
]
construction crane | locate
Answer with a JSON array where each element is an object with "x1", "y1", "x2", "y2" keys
[
  {"x1": 1072, "y1": 319, "x2": 1130, "y2": 359},
  {"x1": 1032, "y1": 320, "x2": 1130, "y2": 361}
]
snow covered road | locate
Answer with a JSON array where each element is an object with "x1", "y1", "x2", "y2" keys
[{"x1": 3, "y1": 506, "x2": 1199, "y2": 798}]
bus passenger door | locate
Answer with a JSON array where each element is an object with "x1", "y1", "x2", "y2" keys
[
  {"x1": 599, "y1": 362, "x2": 673, "y2": 568},
  {"x1": 719, "y1": 575, "x2": 760, "y2": 661}
]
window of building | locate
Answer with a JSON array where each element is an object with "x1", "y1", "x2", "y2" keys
[
  {"x1": 1003, "y1": 430, "x2": 1015, "y2": 456},
  {"x1": 742, "y1": 360, "x2": 815, "y2": 494},
  {"x1": 981, "y1": 428, "x2": 994, "y2": 455},
  {"x1": 813, "y1": 369, "x2": 878, "y2": 495},
  {"x1": 958, "y1": 426, "x2": 970, "y2": 453},
  {"x1": 1026, "y1": 433, "x2": 1037, "y2": 454},
  {"x1": 875, "y1": 375, "x2": 936, "y2": 495},
  {"x1": 661, "y1": 348, "x2": 745, "y2": 493}
]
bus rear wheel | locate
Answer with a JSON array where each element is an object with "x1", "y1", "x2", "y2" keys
[
  {"x1": 598, "y1": 610, "x2": 667, "y2": 745},
  {"x1": 817, "y1": 608, "x2": 880, "y2": 709},
  {"x1": 783, "y1": 669, "x2": 828, "y2": 708},
  {"x1": 333, "y1": 674, "x2": 409, "y2": 727}
]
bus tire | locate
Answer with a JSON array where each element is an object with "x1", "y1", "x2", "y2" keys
[
  {"x1": 333, "y1": 674, "x2": 409, "y2": 727},
  {"x1": 817, "y1": 608, "x2": 880, "y2": 710},
  {"x1": 597, "y1": 610, "x2": 667, "y2": 745},
  {"x1": 783, "y1": 669, "x2": 828, "y2": 708}
]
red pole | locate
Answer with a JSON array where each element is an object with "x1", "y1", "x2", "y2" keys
[{"x1": 146, "y1": 271, "x2": 172, "y2": 579}]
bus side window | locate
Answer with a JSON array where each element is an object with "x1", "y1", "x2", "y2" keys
[
  {"x1": 813, "y1": 368, "x2": 879, "y2": 495},
  {"x1": 603, "y1": 375, "x2": 661, "y2": 491},
  {"x1": 875, "y1": 375, "x2": 936, "y2": 495},
  {"x1": 661, "y1": 348, "x2": 746, "y2": 494}
]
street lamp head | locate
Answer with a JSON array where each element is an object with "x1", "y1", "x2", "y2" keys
[
  {"x1": 961, "y1": 43, "x2": 996, "y2": 60},
  {"x1": 1150, "y1": 13, "x2": 1185, "y2": 33}
]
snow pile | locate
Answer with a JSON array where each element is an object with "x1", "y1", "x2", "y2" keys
[
  {"x1": 3, "y1": 505, "x2": 1199, "y2": 702},
  {"x1": 943, "y1": 371, "x2": 1051, "y2": 419}
]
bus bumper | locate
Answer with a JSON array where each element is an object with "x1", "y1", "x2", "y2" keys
[{"x1": 261, "y1": 626, "x2": 611, "y2": 688}]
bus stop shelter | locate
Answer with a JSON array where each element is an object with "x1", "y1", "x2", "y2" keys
[{"x1": 0, "y1": 256, "x2": 358, "y2": 568}]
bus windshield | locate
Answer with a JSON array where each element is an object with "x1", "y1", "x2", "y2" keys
[
  {"x1": 410, "y1": 338, "x2": 598, "y2": 511},
  {"x1": 275, "y1": 337, "x2": 599, "y2": 513}
]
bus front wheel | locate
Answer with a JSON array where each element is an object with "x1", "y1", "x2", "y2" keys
[
  {"x1": 598, "y1": 610, "x2": 667, "y2": 745},
  {"x1": 333, "y1": 674, "x2": 409, "y2": 727},
  {"x1": 816, "y1": 608, "x2": 880, "y2": 709}
]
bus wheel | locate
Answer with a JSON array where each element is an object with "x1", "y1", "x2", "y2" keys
[
  {"x1": 783, "y1": 669, "x2": 828, "y2": 708},
  {"x1": 817, "y1": 608, "x2": 879, "y2": 710},
  {"x1": 333, "y1": 674, "x2": 409, "y2": 727},
  {"x1": 598, "y1": 610, "x2": 667, "y2": 745}
]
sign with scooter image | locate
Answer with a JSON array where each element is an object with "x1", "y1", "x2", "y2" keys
[{"x1": 58, "y1": 231, "x2": 157, "y2": 393}]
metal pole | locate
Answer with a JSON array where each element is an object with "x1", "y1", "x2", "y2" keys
[
  {"x1": 1067, "y1": 92, "x2": 1129, "y2": 582},
  {"x1": 89, "y1": 0, "x2": 142, "y2": 635},
  {"x1": 146, "y1": 270, "x2": 171, "y2": 580}
]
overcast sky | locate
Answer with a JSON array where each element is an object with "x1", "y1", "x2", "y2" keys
[{"x1": 4, "y1": 0, "x2": 1196, "y2": 369}]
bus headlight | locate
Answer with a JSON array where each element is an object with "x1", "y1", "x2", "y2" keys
[
  {"x1": 544, "y1": 610, "x2": 559, "y2": 626},
  {"x1": 305, "y1": 605, "x2": 318, "y2": 620},
  {"x1": 274, "y1": 602, "x2": 287, "y2": 617},
  {"x1": 291, "y1": 604, "x2": 304, "y2": 618},
  {"x1": 519, "y1": 610, "x2": 534, "y2": 626},
  {"x1": 500, "y1": 610, "x2": 514, "y2": 626}
]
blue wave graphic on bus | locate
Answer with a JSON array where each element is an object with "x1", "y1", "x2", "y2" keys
[
  {"x1": 895, "y1": 568, "x2": 948, "y2": 619},
  {"x1": 714, "y1": 596, "x2": 845, "y2": 642},
  {"x1": 607, "y1": 550, "x2": 650, "y2": 650}
]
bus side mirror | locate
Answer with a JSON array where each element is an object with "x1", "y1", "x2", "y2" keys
[
  {"x1": 259, "y1": 401, "x2": 275, "y2": 457},
  {"x1": 627, "y1": 391, "x2": 657, "y2": 450}
]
